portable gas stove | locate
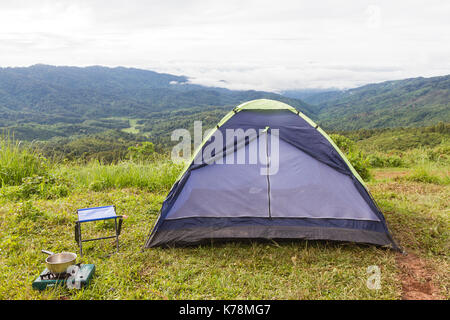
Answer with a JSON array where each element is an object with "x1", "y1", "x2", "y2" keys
[{"x1": 32, "y1": 264, "x2": 95, "y2": 291}]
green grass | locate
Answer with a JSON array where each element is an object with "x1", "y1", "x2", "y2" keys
[
  {"x1": 400, "y1": 166, "x2": 450, "y2": 185},
  {"x1": 54, "y1": 159, "x2": 183, "y2": 193},
  {"x1": 0, "y1": 164, "x2": 448, "y2": 299},
  {"x1": 369, "y1": 169, "x2": 449, "y2": 297},
  {"x1": 0, "y1": 135, "x2": 49, "y2": 186},
  {"x1": 0, "y1": 188, "x2": 401, "y2": 300},
  {"x1": 0, "y1": 134, "x2": 448, "y2": 299}
]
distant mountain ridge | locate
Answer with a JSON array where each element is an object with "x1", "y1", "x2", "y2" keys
[
  {"x1": 303, "y1": 75, "x2": 450, "y2": 130},
  {"x1": 0, "y1": 64, "x2": 313, "y2": 123},
  {"x1": 0, "y1": 65, "x2": 448, "y2": 142}
]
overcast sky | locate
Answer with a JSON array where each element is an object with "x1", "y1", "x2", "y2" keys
[{"x1": 0, "y1": 0, "x2": 449, "y2": 91}]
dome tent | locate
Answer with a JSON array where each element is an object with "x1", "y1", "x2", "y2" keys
[{"x1": 144, "y1": 99, "x2": 399, "y2": 250}]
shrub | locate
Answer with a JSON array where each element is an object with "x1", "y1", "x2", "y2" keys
[
  {"x1": 15, "y1": 200, "x2": 47, "y2": 222},
  {"x1": 329, "y1": 134, "x2": 355, "y2": 154},
  {"x1": 89, "y1": 179, "x2": 109, "y2": 192},
  {"x1": 346, "y1": 150, "x2": 372, "y2": 181},
  {"x1": 402, "y1": 167, "x2": 449, "y2": 185},
  {"x1": 367, "y1": 154, "x2": 404, "y2": 168},
  {"x1": 367, "y1": 154, "x2": 385, "y2": 168},
  {"x1": 385, "y1": 155, "x2": 404, "y2": 167},
  {"x1": 426, "y1": 144, "x2": 450, "y2": 164},
  {"x1": 127, "y1": 142, "x2": 156, "y2": 161},
  {"x1": 330, "y1": 134, "x2": 372, "y2": 180},
  {"x1": 0, "y1": 174, "x2": 70, "y2": 200}
]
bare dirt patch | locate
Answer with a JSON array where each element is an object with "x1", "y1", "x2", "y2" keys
[
  {"x1": 396, "y1": 252, "x2": 445, "y2": 300},
  {"x1": 370, "y1": 181, "x2": 445, "y2": 196},
  {"x1": 374, "y1": 170, "x2": 409, "y2": 181}
]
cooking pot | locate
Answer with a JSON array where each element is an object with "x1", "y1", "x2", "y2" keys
[{"x1": 42, "y1": 250, "x2": 77, "y2": 274}]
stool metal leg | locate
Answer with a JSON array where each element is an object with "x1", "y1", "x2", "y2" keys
[
  {"x1": 114, "y1": 217, "x2": 119, "y2": 253},
  {"x1": 78, "y1": 222, "x2": 83, "y2": 257}
]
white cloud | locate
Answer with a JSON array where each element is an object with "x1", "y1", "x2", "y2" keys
[{"x1": 0, "y1": 0, "x2": 449, "y2": 90}]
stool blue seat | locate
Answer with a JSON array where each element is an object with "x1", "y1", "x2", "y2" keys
[
  {"x1": 75, "y1": 205, "x2": 122, "y2": 256},
  {"x1": 78, "y1": 205, "x2": 118, "y2": 222}
]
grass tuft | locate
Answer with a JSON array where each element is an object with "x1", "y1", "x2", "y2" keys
[
  {"x1": 61, "y1": 159, "x2": 183, "y2": 192},
  {"x1": 399, "y1": 166, "x2": 450, "y2": 185},
  {"x1": 0, "y1": 134, "x2": 49, "y2": 186}
]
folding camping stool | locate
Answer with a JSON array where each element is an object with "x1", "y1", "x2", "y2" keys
[{"x1": 75, "y1": 205, "x2": 123, "y2": 256}]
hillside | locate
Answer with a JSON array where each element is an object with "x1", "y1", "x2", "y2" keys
[
  {"x1": 279, "y1": 88, "x2": 340, "y2": 102},
  {"x1": 341, "y1": 122, "x2": 450, "y2": 152},
  {"x1": 308, "y1": 75, "x2": 450, "y2": 130},
  {"x1": 0, "y1": 65, "x2": 313, "y2": 140},
  {"x1": 1, "y1": 66, "x2": 449, "y2": 143}
]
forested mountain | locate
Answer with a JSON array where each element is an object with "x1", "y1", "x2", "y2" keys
[
  {"x1": 280, "y1": 88, "x2": 340, "y2": 102},
  {"x1": 0, "y1": 65, "x2": 448, "y2": 146},
  {"x1": 306, "y1": 75, "x2": 450, "y2": 130},
  {"x1": 0, "y1": 64, "x2": 313, "y2": 140}
]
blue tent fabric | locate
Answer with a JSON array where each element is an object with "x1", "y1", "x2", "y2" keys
[
  {"x1": 269, "y1": 137, "x2": 379, "y2": 221},
  {"x1": 145, "y1": 101, "x2": 399, "y2": 250},
  {"x1": 165, "y1": 136, "x2": 270, "y2": 220}
]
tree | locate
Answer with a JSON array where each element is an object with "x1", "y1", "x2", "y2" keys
[
  {"x1": 127, "y1": 142, "x2": 155, "y2": 161},
  {"x1": 330, "y1": 134, "x2": 372, "y2": 181}
]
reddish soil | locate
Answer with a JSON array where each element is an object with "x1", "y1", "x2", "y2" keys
[
  {"x1": 396, "y1": 252, "x2": 444, "y2": 300},
  {"x1": 373, "y1": 170, "x2": 409, "y2": 180}
]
